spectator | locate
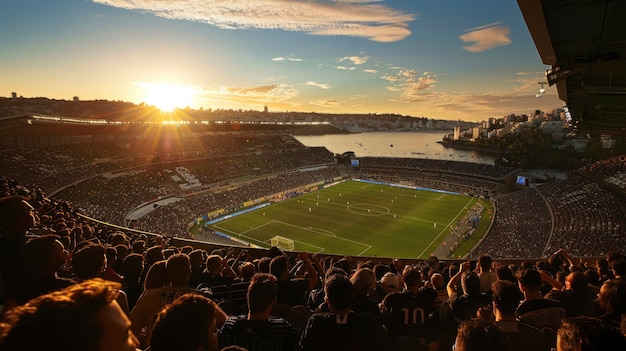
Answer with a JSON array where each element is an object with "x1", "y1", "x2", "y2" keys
[
  {"x1": 349, "y1": 267, "x2": 383, "y2": 326},
  {"x1": 491, "y1": 280, "x2": 550, "y2": 351},
  {"x1": 446, "y1": 261, "x2": 491, "y2": 323},
  {"x1": 150, "y1": 293, "x2": 221, "y2": 351},
  {"x1": 430, "y1": 272, "x2": 448, "y2": 311},
  {"x1": 298, "y1": 274, "x2": 385, "y2": 351},
  {"x1": 596, "y1": 279, "x2": 626, "y2": 330},
  {"x1": 556, "y1": 316, "x2": 626, "y2": 351},
  {"x1": 477, "y1": 254, "x2": 497, "y2": 294},
  {"x1": 0, "y1": 196, "x2": 37, "y2": 312},
  {"x1": 545, "y1": 271, "x2": 596, "y2": 317},
  {"x1": 121, "y1": 253, "x2": 144, "y2": 310},
  {"x1": 21, "y1": 234, "x2": 76, "y2": 303},
  {"x1": 199, "y1": 254, "x2": 237, "y2": 288},
  {"x1": 453, "y1": 318, "x2": 512, "y2": 351},
  {"x1": 0, "y1": 279, "x2": 139, "y2": 351},
  {"x1": 131, "y1": 253, "x2": 224, "y2": 349},
  {"x1": 270, "y1": 254, "x2": 318, "y2": 307},
  {"x1": 143, "y1": 260, "x2": 167, "y2": 290},
  {"x1": 516, "y1": 268, "x2": 567, "y2": 347},
  {"x1": 380, "y1": 265, "x2": 438, "y2": 350},
  {"x1": 218, "y1": 273, "x2": 300, "y2": 350}
]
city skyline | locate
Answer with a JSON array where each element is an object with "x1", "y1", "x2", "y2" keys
[{"x1": 2, "y1": 0, "x2": 563, "y2": 121}]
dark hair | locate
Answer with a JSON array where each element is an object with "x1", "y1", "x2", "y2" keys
[
  {"x1": 269, "y1": 255, "x2": 288, "y2": 278},
  {"x1": 247, "y1": 273, "x2": 278, "y2": 314},
  {"x1": 462, "y1": 271, "x2": 481, "y2": 296},
  {"x1": 492, "y1": 280, "x2": 521, "y2": 316},
  {"x1": 456, "y1": 319, "x2": 512, "y2": 351},
  {"x1": 402, "y1": 266, "x2": 422, "y2": 288},
  {"x1": 516, "y1": 268, "x2": 542, "y2": 291},
  {"x1": 150, "y1": 293, "x2": 218, "y2": 351},
  {"x1": 71, "y1": 244, "x2": 106, "y2": 280},
  {"x1": 598, "y1": 279, "x2": 626, "y2": 313},
  {"x1": 0, "y1": 279, "x2": 123, "y2": 351},
  {"x1": 557, "y1": 316, "x2": 626, "y2": 351},
  {"x1": 324, "y1": 274, "x2": 353, "y2": 310}
]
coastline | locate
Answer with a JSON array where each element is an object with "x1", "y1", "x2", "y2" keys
[{"x1": 437, "y1": 140, "x2": 506, "y2": 155}]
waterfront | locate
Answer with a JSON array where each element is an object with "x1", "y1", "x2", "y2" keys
[{"x1": 295, "y1": 131, "x2": 497, "y2": 165}]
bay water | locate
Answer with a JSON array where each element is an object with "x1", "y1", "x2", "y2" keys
[{"x1": 294, "y1": 131, "x2": 497, "y2": 165}]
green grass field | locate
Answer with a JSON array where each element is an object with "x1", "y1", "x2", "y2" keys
[{"x1": 199, "y1": 180, "x2": 486, "y2": 259}]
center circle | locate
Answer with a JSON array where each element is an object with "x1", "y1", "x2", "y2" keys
[{"x1": 346, "y1": 203, "x2": 390, "y2": 216}]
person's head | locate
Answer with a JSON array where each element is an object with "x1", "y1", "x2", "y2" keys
[
  {"x1": 247, "y1": 273, "x2": 278, "y2": 314},
  {"x1": 269, "y1": 255, "x2": 289, "y2": 279},
  {"x1": 516, "y1": 268, "x2": 542, "y2": 292},
  {"x1": 131, "y1": 240, "x2": 145, "y2": 255},
  {"x1": 121, "y1": 253, "x2": 144, "y2": 283},
  {"x1": 205, "y1": 255, "x2": 223, "y2": 275},
  {"x1": 0, "y1": 279, "x2": 138, "y2": 351},
  {"x1": 564, "y1": 271, "x2": 588, "y2": 291},
  {"x1": 610, "y1": 259, "x2": 626, "y2": 278},
  {"x1": 72, "y1": 244, "x2": 107, "y2": 281},
  {"x1": 144, "y1": 260, "x2": 168, "y2": 290},
  {"x1": 431, "y1": 272, "x2": 446, "y2": 290},
  {"x1": 0, "y1": 195, "x2": 36, "y2": 236},
  {"x1": 402, "y1": 266, "x2": 423, "y2": 290},
  {"x1": 150, "y1": 293, "x2": 220, "y2": 351},
  {"x1": 324, "y1": 274, "x2": 353, "y2": 312},
  {"x1": 491, "y1": 280, "x2": 522, "y2": 317},
  {"x1": 380, "y1": 272, "x2": 402, "y2": 295},
  {"x1": 166, "y1": 253, "x2": 191, "y2": 286},
  {"x1": 145, "y1": 245, "x2": 165, "y2": 267},
  {"x1": 238, "y1": 261, "x2": 256, "y2": 281},
  {"x1": 454, "y1": 319, "x2": 512, "y2": 351},
  {"x1": 495, "y1": 265, "x2": 517, "y2": 283},
  {"x1": 189, "y1": 249, "x2": 205, "y2": 268},
  {"x1": 556, "y1": 316, "x2": 626, "y2": 351},
  {"x1": 597, "y1": 279, "x2": 626, "y2": 314},
  {"x1": 461, "y1": 271, "x2": 481, "y2": 296},
  {"x1": 478, "y1": 254, "x2": 492, "y2": 272},
  {"x1": 255, "y1": 256, "x2": 271, "y2": 273},
  {"x1": 23, "y1": 234, "x2": 67, "y2": 278},
  {"x1": 350, "y1": 267, "x2": 376, "y2": 295}
]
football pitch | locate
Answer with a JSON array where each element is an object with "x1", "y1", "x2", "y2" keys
[{"x1": 204, "y1": 180, "x2": 482, "y2": 259}]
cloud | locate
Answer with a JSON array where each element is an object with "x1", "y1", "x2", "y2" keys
[
  {"x1": 363, "y1": 69, "x2": 378, "y2": 73},
  {"x1": 93, "y1": 0, "x2": 415, "y2": 42},
  {"x1": 199, "y1": 84, "x2": 299, "y2": 105},
  {"x1": 306, "y1": 81, "x2": 331, "y2": 89},
  {"x1": 460, "y1": 23, "x2": 511, "y2": 52},
  {"x1": 336, "y1": 66, "x2": 357, "y2": 71},
  {"x1": 272, "y1": 56, "x2": 303, "y2": 62},
  {"x1": 338, "y1": 56, "x2": 369, "y2": 65},
  {"x1": 309, "y1": 99, "x2": 342, "y2": 108},
  {"x1": 382, "y1": 69, "x2": 437, "y2": 102}
]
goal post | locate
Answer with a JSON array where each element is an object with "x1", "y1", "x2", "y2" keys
[{"x1": 270, "y1": 235, "x2": 295, "y2": 251}]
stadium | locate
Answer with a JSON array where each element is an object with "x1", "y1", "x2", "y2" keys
[
  {"x1": 1, "y1": 114, "x2": 625, "y2": 261},
  {"x1": 1, "y1": 1, "x2": 626, "y2": 350}
]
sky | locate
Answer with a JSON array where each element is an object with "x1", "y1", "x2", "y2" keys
[{"x1": 0, "y1": 0, "x2": 564, "y2": 122}]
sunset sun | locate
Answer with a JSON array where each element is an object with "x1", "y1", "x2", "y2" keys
[{"x1": 143, "y1": 83, "x2": 195, "y2": 112}]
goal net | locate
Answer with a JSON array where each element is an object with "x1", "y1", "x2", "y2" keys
[{"x1": 270, "y1": 235, "x2": 295, "y2": 251}]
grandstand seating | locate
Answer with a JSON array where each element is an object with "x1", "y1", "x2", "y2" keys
[{"x1": 1, "y1": 133, "x2": 625, "y2": 259}]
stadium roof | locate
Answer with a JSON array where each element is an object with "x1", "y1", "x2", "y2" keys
[{"x1": 518, "y1": 0, "x2": 626, "y2": 135}]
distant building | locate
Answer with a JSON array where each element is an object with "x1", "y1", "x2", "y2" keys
[{"x1": 73, "y1": 96, "x2": 79, "y2": 101}]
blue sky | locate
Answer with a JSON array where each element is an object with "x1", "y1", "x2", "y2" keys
[{"x1": 0, "y1": 0, "x2": 563, "y2": 121}]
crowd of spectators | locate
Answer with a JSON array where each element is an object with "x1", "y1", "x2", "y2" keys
[{"x1": 0, "y1": 174, "x2": 624, "y2": 350}]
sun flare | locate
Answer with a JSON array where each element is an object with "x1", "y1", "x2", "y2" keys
[{"x1": 143, "y1": 83, "x2": 195, "y2": 112}]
